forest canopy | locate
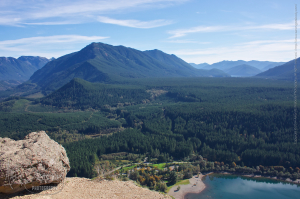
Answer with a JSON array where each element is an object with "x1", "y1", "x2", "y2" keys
[{"x1": 0, "y1": 77, "x2": 299, "y2": 178}]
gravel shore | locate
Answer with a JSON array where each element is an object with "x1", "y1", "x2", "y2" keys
[{"x1": 167, "y1": 174, "x2": 206, "y2": 199}]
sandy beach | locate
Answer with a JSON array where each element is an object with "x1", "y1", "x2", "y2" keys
[{"x1": 168, "y1": 174, "x2": 206, "y2": 199}]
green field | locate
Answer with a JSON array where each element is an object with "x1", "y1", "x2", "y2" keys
[{"x1": 152, "y1": 163, "x2": 166, "y2": 170}]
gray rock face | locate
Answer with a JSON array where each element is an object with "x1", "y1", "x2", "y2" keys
[{"x1": 0, "y1": 131, "x2": 70, "y2": 194}]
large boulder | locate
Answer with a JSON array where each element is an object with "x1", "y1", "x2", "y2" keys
[{"x1": 0, "y1": 131, "x2": 70, "y2": 194}]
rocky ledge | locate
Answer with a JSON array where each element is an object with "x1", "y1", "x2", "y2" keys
[
  {"x1": 1, "y1": 177, "x2": 172, "y2": 199},
  {"x1": 0, "y1": 131, "x2": 70, "y2": 194}
]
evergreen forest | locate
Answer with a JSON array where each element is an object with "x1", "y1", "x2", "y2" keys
[{"x1": 0, "y1": 77, "x2": 299, "y2": 180}]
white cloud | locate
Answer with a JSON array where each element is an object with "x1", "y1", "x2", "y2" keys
[
  {"x1": 240, "y1": 39, "x2": 294, "y2": 45},
  {"x1": 0, "y1": 17, "x2": 23, "y2": 27},
  {"x1": 97, "y1": 16, "x2": 172, "y2": 28},
  {"x1": 172, "y1": 39, "x2": 295, "y2": 64},
  {"x1": 0, "y1": 35, "x2": 108, "y2": 46},
  {"x1": 164, "y1": 39, "x2": 210, "y2": 44},
  {"x1": 0, "y1": 35, "x2": 108, "y2": 58},
  {"x1": 168, "y1": 21, "x2": 297, "y2": 38},
  {"x1": 0, "y1": 0, "x2": 186, "y2": 26},
  {"x1": 249, "y1": 23, "x2": 294, "y2": 30},
  {"x1": 168, "y1": 26, "x2": 225, "y2": 38},
  {"x1": 23, "y1": 21, "x2": 84, "y2": 26}
]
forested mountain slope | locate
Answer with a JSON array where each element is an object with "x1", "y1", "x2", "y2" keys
[
  {"x1": 38, "y1": 78, "x2": 151, "y2": 109},
  {"x1": 0, "y1": 77, "x2": 299, "y2": 178},
  {"x1": 144, "y1": 49, "x2": 197, "y2": 70},
  {"x1": 256, "y1": 57, "x2": 300, "y2": 80},
  {"x1": 26, "y1": 42, "x2": 229, "y2": 93},
  {"x1": 0, "y1": 80, "x2": 23, "y2": 91}
]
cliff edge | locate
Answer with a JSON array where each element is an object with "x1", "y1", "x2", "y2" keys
[{"x1": 2, "y1": 177, "x2": 171, "y2": 199}]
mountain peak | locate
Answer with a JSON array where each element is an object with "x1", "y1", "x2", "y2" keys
[
  {"x1": 26, "y1": 42, "x2": 228, "y2": 92},
  {"x1": 225, "y1": 64, "x2": 261, "y2": 77}
]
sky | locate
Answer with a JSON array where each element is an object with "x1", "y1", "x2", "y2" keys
[{"x1": 0, "y1": 0, "x2": 299, "y2": 64}]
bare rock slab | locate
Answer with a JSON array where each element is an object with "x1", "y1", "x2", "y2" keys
[
  {"x1": 6, "y1": 177, "x2": 172, "y2": 199},
  {"x1": 0, "y1": 131, "x2": 70, "y2": 194}
]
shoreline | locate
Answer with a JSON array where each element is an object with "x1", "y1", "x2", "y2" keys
[
  {"x1": 167, "y1": 171, "x2": 300, "y2": 199},
  {"x1": 215, "y1": 171, "x2": 300, "y2": 185},
  {"x1": 167, "y1": 174, "x2": 208, "y2": 199}
]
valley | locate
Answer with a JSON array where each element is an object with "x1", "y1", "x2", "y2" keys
[
  {"x1": 1, "y1": 76, "x2": 299, "y2": 183},
  {"x1": 1, "y1": 1, "x2": 299, "y2": 198},
  {"x1": 1, "y1": 42, "x2": 299, "y2": 197}
]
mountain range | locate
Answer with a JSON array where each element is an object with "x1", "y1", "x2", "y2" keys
[
  {"x1": 25, "y1": 42, "x2": 229, "y2": 93},
  {"x1": 255, "y1": 57, "x2": 300, "y2": 80},
  {"x1": 0, "y1": 56, "x2": 51, "y2": 81},
  {"x1": 189, "y1": 60, "x2": 285, "y2": 72},
  {"x1": 1, "y1": 42, "x2": 298, "y2": 99},
  {"x1": 189, "y1": 63, "x2": 210, "y2": 69},
  {"x1": 224, "y1": 64, "x2": 262, "y2": 77}
]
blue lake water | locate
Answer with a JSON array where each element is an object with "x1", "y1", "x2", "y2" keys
[{"x1": 185, "y1": 174, "x2": 300, "y2": 199}]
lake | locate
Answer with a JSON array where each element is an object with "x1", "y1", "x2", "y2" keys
[{"x1": 185, "y1": 174, "x2": 300, "y2": 199}]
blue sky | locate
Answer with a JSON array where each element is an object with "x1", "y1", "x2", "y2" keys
[{"x1": 0, "y1": 0, "x2": 298, "y2": 64}]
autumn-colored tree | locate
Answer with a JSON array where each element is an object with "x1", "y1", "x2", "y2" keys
[
  {"x1": 149, "y1": 175, "x2": 156, "y2": 183},
  {"x1": 231, "y1": 162, "x2": 236, "y2": 168},
  {"x1": 138, "y1": 175, "x2": 146, "y2": 185},
  {"x1": 154, "y1": 175, "x2": 162, "y2": 181},
  {"x1": 214, "y1": 161, "x2": 220, "y2": 166}
]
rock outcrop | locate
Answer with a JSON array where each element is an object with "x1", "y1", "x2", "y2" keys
[
  {"x1": 2, "y1": 177, "x2": 172, "y2": 199},
  {"x1": 0, "y1": 131, "x2": 70, "y2": 194}
]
